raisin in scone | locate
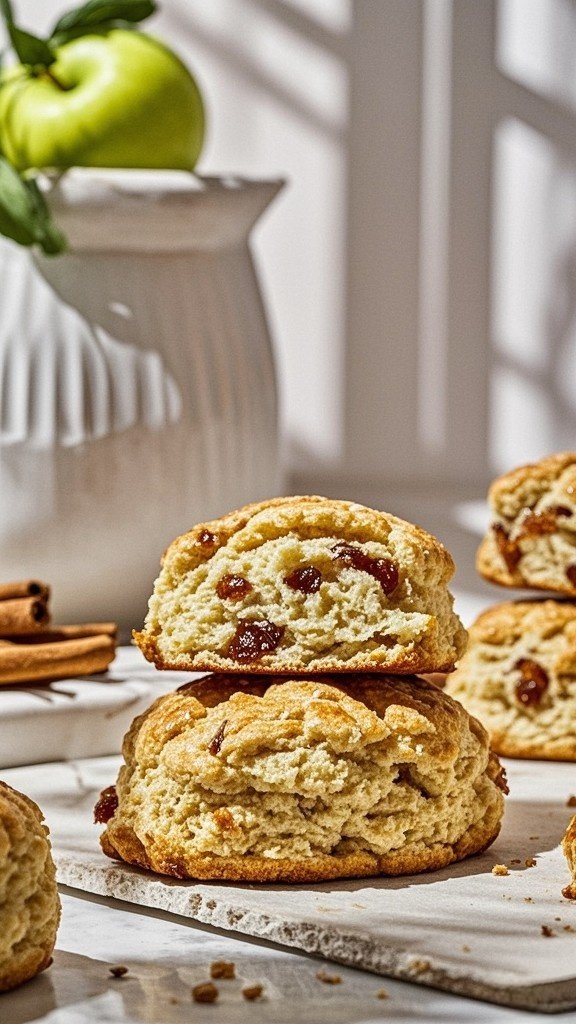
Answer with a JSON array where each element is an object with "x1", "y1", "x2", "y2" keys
[
  {"x1": 134, "y1": 496, "x2": 467, "y2": 674},
  {"x1": 0, "y1": 782, "x2": 60, "y2": 992},
  {"x1": 477, "y1": 452, "x2": 576, "y2": 595},
  {"x1": 562, "y1": 816, "x2": 576, "y2": 899},
  {"x1": 98, "y1": 673, "x2": 506, "y2": 883},
  {"x1": 446, "y1": 600, "x2": 576, "y2": 760}
]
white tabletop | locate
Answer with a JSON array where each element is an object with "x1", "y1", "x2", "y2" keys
[{"x1": 2, "y1": 890, "x2": 570, "y2": 1024}]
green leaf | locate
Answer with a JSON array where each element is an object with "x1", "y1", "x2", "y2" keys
[
  {"x1": 0, "y1": 0, "x2": 56, "y2": 66},
  {"x1": 8, "y1": 26, "x2": 55, "y2": 66},
  {"x1": 50, "y1": 0, "x2": 156, "y2": 42},
  {"x1": 24, "y1": 177, "x2": 67, "y2": 255},
  {"x1": 0, "y1": 159, "x2": 66, "y2": 255}
]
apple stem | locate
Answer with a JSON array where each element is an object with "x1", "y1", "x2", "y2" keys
[{"x1": 41, "y1": 67, "x2": 68, "y2": 90}]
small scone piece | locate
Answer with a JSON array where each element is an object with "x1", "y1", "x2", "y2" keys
[
  {"x1": 134, "y1": 496, "x2": 466, "y2": 674},
  {"x1": 477, "y1": 452, "x2": 576, "y2": 595},
  {"x1": 446, "y1": 600, "x2": 576, "y2": 760},
  {"x1": 562, "y1": 815, "x2": 576, "y2": 899},
  {"x1": 98, "y1": 673, "x2": 507, "y2": 883},
  {"x1": 0, "y1": 782, "x2": 60, "y2": 992}
]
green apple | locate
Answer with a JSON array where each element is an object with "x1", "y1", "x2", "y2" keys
[{"x1": 0, "y1": 28, "x2": 205, "y2": 171}]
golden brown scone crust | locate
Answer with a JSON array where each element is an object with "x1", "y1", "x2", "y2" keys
[
  {"x1": 562, "y1": 815, "x2": 576, "y2": 899},
  {"x1": 100, "y1": 673, "x2": 506, "y2": 883},
  {"x1": 0, "y1": 782, "x2": 60, "y2": 992},
  {"x1": 477, "y1": 453, "x2": 576, "y2": 595},
  {"x1": 134, "y1": 496, "x2": 467, "y2": 675},
  {"x1": 446, "y1": 599, "x2": 576, "y2": 760}
]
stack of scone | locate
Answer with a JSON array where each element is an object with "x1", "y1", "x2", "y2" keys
[
  {"x1": 97, "y1": 496, "x2": 507, "y2": 883},
  {"x1": 447, "y1": 453, "x2": 576, "y2": 762}
]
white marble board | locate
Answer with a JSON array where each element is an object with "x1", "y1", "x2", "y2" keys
[{"x1": 4, "y1": 755, "x2": 576, "y2": 1013}]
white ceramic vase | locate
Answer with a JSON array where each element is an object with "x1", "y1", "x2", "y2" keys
[{"x1": 0, "y1": 170, "x2": 283, "y2": 636}]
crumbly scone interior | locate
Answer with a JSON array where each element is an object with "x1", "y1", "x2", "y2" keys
[
  {"x1": 563, "y1": 816, "x2": 576, "y2": 893},
  {"x1": 486, "y1": 457, "x2": 576, "y2": 588},
  {"x1": 446, "y1": 602, "x2": 576, "y2": 754},
  {"x1": 144, "y1": 530, "x2": 464, "y2": 667},
  {"x1": 104, "y1": 680, "x2": 503, "y2": 865},
  {"x1": 0, "y1": 785, "x2": 60, "y2": 990}
]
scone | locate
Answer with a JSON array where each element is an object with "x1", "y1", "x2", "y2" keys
[
  {"x1": 98, "y1": 673, "x2": 507, "y2": 883},
  {"x1": 445, "y1": 600, "x2": 576, "y2": 760},
  {"x1": 562, "y1": 815, "x2": 576, "y2": 900},
  {"x1": 134, "y1": 496, "x2": 467, "y2": 674},
  {"x1": 477, "y1": 452, "x2": 576, "y2": 594},
  {"x1": 0, "y1": 782, "x2": 60, "y2": 992}
]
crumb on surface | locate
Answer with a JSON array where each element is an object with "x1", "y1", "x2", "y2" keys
[
  {"x1": 564, "y1": 924, "x2": 575, "y2": 933},
  {"x1": 316, "y1": 969, "x2": 342, "y2": 985},
  {"x1": 376, "y1": 987, "x2": 389, "y2": 999},
  {"x1": 242, "y1": 984, "x2": 264, "y2": 1001},
  {"x1": 109, "y1": 965, "x2": 128, "y2": 978},
  {"x1": 192, "y1": 982, "x2": 219, "y2": 1003},
  {"x1": 492, "y1": 864, "x2": 509, "y2": 876},
  {"x1": 567, "y1": 795, "x2": 576, "y2": 807},
  {"x1": 529, "y1": 836, "x2": 539, "y2": 841},
  {"x1": 524, "y1": 897, "x2": 534, "y2": 903},
  {"x1": 210, "y1": 961, "x2": 236, "y2": 979},
  {"x1": 408, "y1": 958, "x2": 431, "y2": 975},
  {"x1": 462, "y1": 944, "x2": 471, "y2": 953},
  {"x1": 510, "y1": 858, "x2": 521, "y2": 865},
  {"x1": 525, "y1": 858, "x2": 537, "y2": 868},
  {"x1": 541, "y1": 925, "x2": 556, "y2": 938}
]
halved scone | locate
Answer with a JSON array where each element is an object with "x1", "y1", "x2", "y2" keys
[
  {"x1": 98, "y1": 673, "x2": 507, "y2": 883},
  {"x1": 477, "y1": 452, "x2": 576, "y2": 595},
  {"x1": 445, "y1": 599, "x2": 576, "y2": 761},
  {"x1": 134, "y1": 496, "x2": 466, "y2": 674},
  {"x1": 563, "y1": 815, "x2": 576, "y2": 900}
]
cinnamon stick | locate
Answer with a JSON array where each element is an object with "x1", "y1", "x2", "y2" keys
[
  {"x1": 9, "y1": 623, "x2": 117, "y2": 644},
  {"x1": 0, "y1": 633, "x2": 116, "y2": 685},
  {"x1": 0, "y1": 597, "x2": 50, "y2": 635},
  {"x1": 0, "y1": 580, "x2": 50, "y2": 603}
]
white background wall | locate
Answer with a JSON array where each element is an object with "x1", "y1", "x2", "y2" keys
[{"x1": 7, "y1": 0, "x2": 576, "y2": 605}]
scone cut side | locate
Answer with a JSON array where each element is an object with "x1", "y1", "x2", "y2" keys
[
  {"x1": 477, "y1": 452, "x2": 576, "y2": 595},
  {"x1": 562, "y1": 816, "x2": 576, "y2": 900},
  {"x1": 446, "y1": 600, "x2": 576, "y2": 761},
  {"x1": 0, "y1": 782, "x2": 61, "y2": 992},
  {"x1": 134, "y1": 496, "x2": 467, "y2": 675},
  {"x1": 98, "y1": 674, "x2": 507, "y2": 883}
]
